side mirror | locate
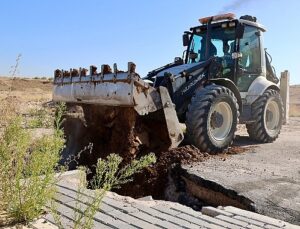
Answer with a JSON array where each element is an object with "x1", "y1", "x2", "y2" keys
[
  {"x1": 174, "y1": 57, "x2": 183, "y2": 64},
  {"x1": 182, "y1": 34, "x2": 190, "y2": 46},
  {"x1": 236, "y1": 24, "x2": 245, "y2": 39},
  {"x1": 189, "y1": 52, "x2": 198, "y2": 61}
]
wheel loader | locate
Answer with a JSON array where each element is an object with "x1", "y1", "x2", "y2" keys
[{"x1": 53, "y1": 13, "x2": 283, "y2": 166}]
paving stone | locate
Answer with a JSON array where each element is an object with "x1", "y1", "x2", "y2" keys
[
  {"x1": 246, "y1": 224, "x2": 264, "y2": 229},
  {"x1": 45, "y1": 201, "x2": 113, "y2": 229},
  {"x1": 283, "y1": 225, "x2": 300, "y2": 229},
  {"x1": 132, "y1": 203, "x2": 200, "y2": 229},
  {"x1": 138, "y1": 196, "x2": 153, "y2": 201},
  {"x1": 263, "y1": 224, "x2": 282, "y2": 229},
  {"x1": 202, "y1": 206, "x2": 234, "y2": 217},
  {"x1": 43, "y1": 202, "x2": 76, "y2": 229},
  {"x1": 170, "y1": 203, "x2": 204, "y2": 217},
  {"x1": 104, "y1": 208, "x2": 161, "y2": 229},
  {"x1": 102, "y1": 196, "x2": 139, "y2": 214},
  {"x1": 216, "y1": 214, "x2": 249, "y2": 227},
  {"x1": 130, "y1": 211, "x2": 181, "y2": 229},
  {"x1": 57, "y1": 187, "x2": 115, "y2": 213},
  {"x1": 233, "y1": 215, "x2": 266, "y2": 227},
  {"x1": 200, "y1": 213, "x2": 247, "y2": 229},
  {"x1": 64, "y1": 201, "x2": 135, "y2": 229},
  {"x1": 223, "y1": 206, "x2": 288, "y2": 227},
  {"x1": 51, "y1": 173, "x2": 300, "y2": 229},
  {"x1": 151, "y1": 204, "x2": 182, "y2": 216},
  {"x1": 176, "y1": 213, "x2": 226, "y2": 229},
  {"x1": 54, "y1": 192, "x2": 74, "y2": 204}
]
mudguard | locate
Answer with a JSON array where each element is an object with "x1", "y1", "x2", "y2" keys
[{"x1": 244, "y1": 76, "x2": 280, "y2": 105}]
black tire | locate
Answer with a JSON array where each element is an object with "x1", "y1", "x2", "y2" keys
[
  {"x1": 246, "y1": 89, "x2": 283, "y2": 143},
  {"x1": 186, "y1": 85, "x2": 239, "y2": 153}
]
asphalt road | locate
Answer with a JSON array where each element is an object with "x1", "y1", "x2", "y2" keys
[{"x1": 183, "y1": 117, "x2": 300, "y2": 224}]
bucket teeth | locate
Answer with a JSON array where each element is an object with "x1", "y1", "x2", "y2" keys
[
  {"x1": 80, "y1": 68, "x2": 88, "y2": 76},
  {"x1": 113, "y1": 63, "x2": 118, "y2": 74},
  {"x1": 128, "y1": 62, "x2": 136, "y2": 73},
  {"x1": 54, "y1": 69, "x2": 62, "y2": 78},
  {"x1": 56, "y1": 63, "x2": 131, "y2": 80},
  {"x1": 71, "y1": 69, "x2": 79, "y2": 77},
  {"x1": 63, "y1": 70, "x2": 70, "y2": 77},
  {"x1": 90, "y1": 65, "x2": 97, "y2": 75},
  {"x1": 101, "y1": 64, "x2": 112, "y2": 75}
]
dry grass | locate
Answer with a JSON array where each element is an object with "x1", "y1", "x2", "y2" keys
[
  {"x1": 0, "y1": 77, "x2": 52, "y2": 104},
  {"x1": 0, "y1": 77, "x2": 52, "y2": 129}
]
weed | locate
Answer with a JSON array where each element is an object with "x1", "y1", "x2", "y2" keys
[
  {"x1": 9, "y1": 54, "x2": 22, "y2": 77},
  {"x1": 0, "y1": 103, "x2": 66, "y2": 225},
  {"x1": 52, "y1": 153, "x2": 156, "y2": 229},
  {"x1": 27, "y1": 107, "x2": 52, "y2": 128}
]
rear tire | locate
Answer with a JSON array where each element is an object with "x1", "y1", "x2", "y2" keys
[
  {"x1": 186, "y1": 85, "x2": 239, "y2": 153},
  {"x1": 246, "y1": 89, "x2": 283, "y2": 143}
]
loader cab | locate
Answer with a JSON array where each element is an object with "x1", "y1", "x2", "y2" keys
[
  {"x1": 184, "y1": 14, "x2": 267, "y2": 92},
  {"x1": 236, "y1": 19, "x2": 267, "y2": 92}
]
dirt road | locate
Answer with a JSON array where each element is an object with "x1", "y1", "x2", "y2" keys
[{"x1": 183, "y1": 117, "x2": 300, "y2": 224}]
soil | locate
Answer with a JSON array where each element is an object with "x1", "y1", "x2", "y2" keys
[
  {"x1": 61, "y1": 103, "x2": 215, "y2": 199},
  {"x1": 62, "y1": 104, "x2": 171, "y2": 167},
  {"x1": 0, "y1": 77, "x2": 52, "y2": 92},
  {"x1": 115, "y1": 145, "x2": 211, "y2": 199},
  {"x1": 61, "y1": 103, "x2": 256, "y2": 199}
]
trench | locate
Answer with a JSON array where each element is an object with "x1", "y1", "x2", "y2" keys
[
  {"x1": 163, "y1": 164, "x2": 255, "y2": 211},
  {"x1": 62, "y1": 104, "x2": 255, "y2": 213},
  {"x1": 111, "y1": 161, "x2": 255, "y2": 212}
]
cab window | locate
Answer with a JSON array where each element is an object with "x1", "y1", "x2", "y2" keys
[{"x1": 237, "y1": 26, "x2": 262, "y2": 91}]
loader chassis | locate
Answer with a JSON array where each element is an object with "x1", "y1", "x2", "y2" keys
[{"x1": 53, "y1": 14, "x2": 283, "y2": 159}]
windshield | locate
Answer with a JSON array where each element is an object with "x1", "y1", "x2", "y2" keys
[{"x1": 188, "y1": 26, "x2": 236, "y2": 63}]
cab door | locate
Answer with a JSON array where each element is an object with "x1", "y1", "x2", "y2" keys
[{"x1": 236, "y1": 26, "x2": 264, "y2": 92}]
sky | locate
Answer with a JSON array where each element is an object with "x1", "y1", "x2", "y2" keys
[{"x1": 0, "y1": 0, "x2": 299, "y2": 84}]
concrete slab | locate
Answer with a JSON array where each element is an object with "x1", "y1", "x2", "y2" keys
[{"x1": 39, "y1": 169, "x2": 299, "y2": 229}]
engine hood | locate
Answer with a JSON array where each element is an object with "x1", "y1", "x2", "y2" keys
[{"x1": 156, "y1": 62, "x2": 202, "y2": 77}]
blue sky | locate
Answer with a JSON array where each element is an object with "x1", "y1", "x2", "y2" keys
[{"x1": 0, "y1": 0, "x2": 299, "y2": 84}]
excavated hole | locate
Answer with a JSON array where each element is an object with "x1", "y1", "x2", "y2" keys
[
  {"x1": 62, "y1": 104, "x2": 255, "y2": 212},
  {"x1": 165, "y1": 164, "x2": 255, "y2": 211}
]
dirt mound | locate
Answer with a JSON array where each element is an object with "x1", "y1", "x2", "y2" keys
[
  {"x1": 115, "y1": 146, "x2": 210, "y2": 199},
  {"x1": 61, "y1": 104, "x2": 211, "y2": 198},
  {"x1": 61, "y1": 104, "x2": 252, "y2": 199},
  {"x1": 62, "y1": 104, "x2": 171, "y2": 167}
]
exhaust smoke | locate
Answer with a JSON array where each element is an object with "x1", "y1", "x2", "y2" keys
[{"x1": 218, "y1": 0, "x2": 255, "y2": 14}]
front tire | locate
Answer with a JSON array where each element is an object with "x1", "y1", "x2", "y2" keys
[
  {"x1": 186, "y1": 85, "x2": 239, "y2": 153},
  {"x1": 246, "y1": 89, "x2": 283, "y2": 143}
]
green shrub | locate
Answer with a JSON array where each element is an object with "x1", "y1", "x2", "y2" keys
[
  {"x1": 0, "y1": 99, "x2": 155, "y2": 228},
  {"x1": 54, "y1": 153, "x2": 156, "y2": 229},
  {"x1": 27, "y1": 107, "x2": 52, "y2": 128},
  {"x1": 70, "y1": 153, "x2": 156, "y2": 229},
  {"x1": 0, "y1": 103, "x2": 65, "y2": 225}
]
